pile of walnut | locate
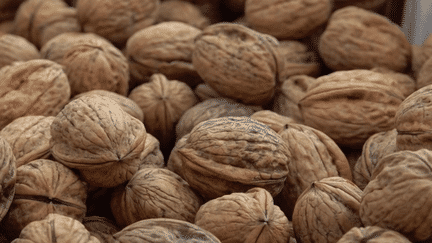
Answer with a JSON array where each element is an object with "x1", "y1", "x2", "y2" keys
[{"x1": 0, "y1": 0, "x2": 430, "y2": 242}]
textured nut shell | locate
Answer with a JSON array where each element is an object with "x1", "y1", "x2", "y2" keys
[
  {"x1": 63, "y1": 36, "x2": 129, "y2": 97},
  {"x1": 333, "y1": 0, "x2": 387, "y2": 10},
  {"x1": 0, "y1": 59, "x2": 71, "y2": 131},
  {"x1": 76, "y1": 0, "x2": 159, "y2": 45},
  {"x1": 0, "y1": 137, "x2": 16, "y2": 223},
  {"x1": 12, "y1": 213, "x2": 100, "y2": 243},
  {"x1": 360, "y1": 149, "x2": 432, "y2": 242},
  {"x1": 1, "y1": 159, "x2": 87, "y2": 239},
  {"x1": 299, "y1": 70, "x2": 405, "y2": 148},
  {"x1": 166, "y1": 133, "x2": 190, "y2": 178},
  {"x1": 156, "y1": 1, "x2": 210, "y2": 29},
  {"x1": 110, "y1": 168, "x2": 202, "y2": 228},
  {"x1": 370, "y1": 67, "x2": 416, "y2": 98},
  {"x1": 0, "y1": 34, "x2": 40, "y2": 70},
  {"x1": 136, "y1": 133, "x2": 165, "y2": 170},
  {"x1": 318, "y1": 6, "x2": 411, "y2": 72},
  {"x1": 195, "y1": 187, "x2": 291, "y2": 243},
  {"x1": 0, "y1": 116, "x2": 55, "y2": 167},
  {"x1": 50, "y1": 95, "x2": 147, "y2": 187},
  {"x1": 336, "y1": 226, "x2": 412, "y2": 243},
  {"x1": 412, "y1": 34, "x2": 432, "y2": 78},
  {"x1": 176, "y1": 97, "x2": 258, "y2": 140},
  {"x1": 245, "y1": 0, "x2": 332, "y2": 39},
  {"x1": 194, "y1": 83, "x2": 222, "y2": 101},
  {"x1": 250, "y1": 110, "x2": 296, "y2": 133},
  {"x1": 82, "y1": 216, "x2": 120, "y2": 243},
  {"x1": 416, "y1": 56, "x2": 432, "y2": 90},
  {"x1": 129, "y1": 73, "x2": 198, "y2": 147},
  {"x1": 174, "y1": 116, "x2": 291, "y2": 200},
  {"x1": 192, "y1": 23, "x2": 279, "y2": 105},
  {"x1": 353, "y1": 129, "x2": 397, "y2": 190},
  {"x1": 292, "y1": 177, "x2": 363, "y2": 243}
]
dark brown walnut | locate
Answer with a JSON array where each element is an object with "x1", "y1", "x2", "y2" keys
[
  {"x1": 273, "y1": 75, "x2": 316, "y2": 124},
  {"x1": 360, "y1": 149, "x2": 432, "y2": 242},
  {"x1": 129, "y1": 73, "x2": 198, "y2": 147},
  {"x1": 110, "y1": 167, "x2": 202, "y2": 228},
  {"x1": 336, "y1": 226, "x2": 413, "y2": 243},
  {"x1": 192, "y1": 23, "x2": 282, "y2": 105},
  {"x1": 370, "y1": 67, "x2": 416, "y2": 98},
  {"x1": 195, "y1": 187, "x2": 292, "y2": 243},
  {"x1": 113, "y1": 218, "x2": 221, "y2": 243},
  {"x1": 13, "y1": 0, "x2": 81, "y2": 48},
  {"x1": 353, "y1": 129, "x2": 397, "y2": 190},
  {"x1": 299, "y1": 69, "x2": 405, "y2": 148},
  {"x1": 50, "y1": 94, "x2": 147, "y2": 188},
  {"x1": 292, "y1": 177, "x2": 364, "y2": 243},
  {"x1": 319, "y1": 6, "x2": 411, "y2": 72},
  {"x1": 412, "y1": 34, "x2": 432, "y2": 78},
  {"x1": 73, "y1": 90, "x2": 144, "y2": 122},
  {"x1": 62, "y1": 34, "x2": 129, "y2": 98},
  {"x1": 1, "y1": 159, "x2": 88, "y2": 240},
  {"x1": 245, "y1": 0, "x2": 332, "y2": 39},
  {"x1": 194, "y1": 83, "x2": 222, "y2": 101},
  {"x1": 11, "y1": 213, "x2": 100, "y2": 243},
  {"x1": 250, "y1": 110, "x2": 296, "y2": 133},
  {"x1": 126, "y1": 21, "x2": 203, "y2": 88},
  {"x1": 333, "y1": 0, "x2": 387, "y2": 10},
  {"x1": 0, "y1": 116, "x2": 55, "y2": 168},
  {"x1": 394, "y1": 85, "x2": 432, "y2": 151},
  {"x1": 276, "y1": 123, "x2": 352, "y2": 220},
  {"x1": 82, "y1": 216, "x2": 120, "y2": 243},
  {"x1": 156, "y1": 0, "x2": 210, "y2": 29},
  {"x1": 0, "y1": 34, "x2": 40, "y2": 70},
  {"x1": 0, "y1": 59, "x2": 71, "y2": 131},
  {"x1": 176, "y1": 97, "x2": 259, "y2": 141},
  {"x1": 76, "y1": 0, "x2": 159, "y2": 46},
  {"x1": 0, "y1": 136, "x2": 16, "y2": 223},
  {"x1": 169, "y1": 116, "x2": 291, "y2": 200}
]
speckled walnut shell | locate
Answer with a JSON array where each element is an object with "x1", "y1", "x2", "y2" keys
[
  {"x1": 76, "y1": 0, "x2": 159, "y2": 46},
  {"x1": 176, "y1": 97, "x2": 259, "y2": 141},
  {"x1": 0, "y1": 34, "x2": 40, "y2": 70},
  {"x1": 156, "y1": 1, "x2": 210, "y2": 29},
  {"x1": 394, "y1": 85, "x2": 432, "y2": 152},
  {"x1": 0, "y1": 136, "x2": 16, "y2": 223},
  {"x1": 110, "y1": 168, "x2": 202, "y2": 228},
  {"x1": 169, "y1": 116, "x2": 291, "y2": 200},
  {"x1": 128, "y1": 73, "x2": 198, "y2": 147},
  {"x1": 333, "y1": 0, "x2": 387, "y2": 10},
  {"x1": 245, "y1": 0, "x2": 332, "y2": 39},
  {"x1": 62, "y1": 35, "x2": 129, "y2": 97},
  {"x1": 1, "y1": 159, "x2": 88, "y2": 240},
  {"x1": 250, "y1": 110, "x2": 296, "y2": 133},
  {"x1": 113, "y1": 218, "x2": 221, "y2": 243},
  {"x1": 192, "y1": 23, "x2": 281, "y2": 105},
  {"x1": 50, "y1": 94, "x2": 147, "y2": 188},
  {"x1": 0, "y1": 116, "x2": 55, "y2": 168},
  {"x1": 195, "y1": 187, "x2": 292, "y2": 243},
  {"x1": 360, "y1": 149, "x2": 432, "y2": 242},
  {"x1": 0, "y1": 59, "x2": 71, "y2": 131},
  {"x1": 353, "y1": 129, "x2": 397, "y2": 190},
  {"x1": 126, "y1": 21, "x2": 203, "y2": 88},
  {"x1": 82, "y1": 216, "x2": 120, "y2": 243},
  {"x1": 370, "y1": 67, "x2": 416, "y2": 98},
  {"x1": 336, "y1": 226, "x2": 413, "y2": 243},
  {"x1": 299, "y1": 69, "x2": 405, "y2": 148},
  {"x1": 318, "y1": 6, "x2": 411, "y2": 72},
  {"x1": 292, "y1": 177, "x2": 363, "y2": 243},
  {"x1": 14, "y1": 0, "x2": 81, "y2": 48},
  {"x1": 12, "y1": 213, "x2": 100, "y2": 243}
]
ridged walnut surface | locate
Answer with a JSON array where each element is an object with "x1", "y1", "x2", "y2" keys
[
  {"x1": 336, "y1": 226, "x2": 412, "y2": 243},
  {"x1": 0, "y1": 34, "x2": 40, "y2": 70},
  {"x1": 82, "y1": 216, "x2": 120, "y2": 243},
  {"x1": 156, "y1": 1, "x2": 210, "y2": 29},
  {"x1": 0, "y1": 136, "x2": 16, "y2": 223},
  {"x1": 250, "y1": 110, "x2": 296, "y2": 134},
  {"x1": 370, "y1": 67, "x2": 416, "y2": 98}
]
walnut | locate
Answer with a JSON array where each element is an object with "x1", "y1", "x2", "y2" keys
[
  {"x1": 0, "y1": 59, "x2": 71, "y2": 131},
  {"x1": 194, "y1": 83, "x2": 222, "y2": 101},
  {"x1": 13, "y1": 0, "x2": 81, "y2": 48},
  {"x1": 292, "y1": 177, "x2": 363, "y2": 243},
  {"x1": 336, "y1": 226, "x2": 412, "y2": 243},
  {"x1": 319, "y1": 6, "x2": 411, "y2": 72},
  {"x1": 333, "y1": 0, "x2": 387, "y2": 11},
  {"x1": 250, "y1": 110, "x2": 296, "y2": 133},
  {"x1": 82, "y1": 216, "x2": 120, "y2": 243},
  {"x1": 0, "y1": 136, "x2": 16, "y2": 223},
  {"x1": 156, "y1": 0, "x2": 210, "y2": 29},
  {"x1": 411, "y1": 34, "x2": 432, "y2": 78},
  {"x1": 50, "y1": 94, "x2": 147, "y2": 188},
  {"x1": 416, "y1": 57, "x2": 432, "y2": 90},
  {"x1": 245, "y1": 0, "x2": 332, "y2": 39},
  {"x1": 0, "y1": 34, "x2": 40, "y2": 70},
  {"x1": 195, "y1": 187, "x2": 292, "y2": 243},
  {"x1": 0, "y1": 20, "x2": 14, "y2": 34},
  {"x1": 0, "y1": 116, "x2": 55, "y2": 168},
  {"x1": 370, "y1": 67, "x2": 416, "y2": 98},
  {"x1": 76, "y1": 0, "x2": 160, "y2": 46}
]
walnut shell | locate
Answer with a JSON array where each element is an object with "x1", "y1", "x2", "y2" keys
[
  {"x1": 156, "y1": 0, "x2": 210, "y2": 29},
  {"x1": 0, "y1": 116, "x2": 55, "y2": 168},
  {"x1": 245, "y1": 0, "x2": 332, "y2": 39},
  {"x1": 416, "y1": 56, "x2": 432, "y2": 90},
  {"x1": 195, "y1": 187, "x2": 291, "y2": 243},
  {"x1": 0, "y1": 34, "x2": 40, "y2": 70},
  {"x1": 360, "y1": 149, "x2": 432, "y2": 242},
  {"x1": 333, "y1": 0, "x2": 387, "y2": 10},
  {"x1": 292, "y1": 177, "x2": 363, "y2": 243},
  {"x1": 50, "y1": 94, "x2": 147, "y2": 188},
  {"x1": 170, "y1": 116, "x2": 291, "y2": 200},
  {"x1": 370, "y1": 67, "x2": 416, "y2": 98},
  {"x1": 82, "y1": 216, "x2": 120, "y2": 243},
  {"x1": 412, "y1": 34, "x2": 432, "y2": 78},
  {"x1": 250, "y1": 110, "x2": 296, "y2": 133},
  {"x1": 194, "y1": 83, "x2": 222, "y2": 101},
  {"x1": 336, "y1": 226, "x2": 413, "y2": 243},
  {"x1": 1, "y1": 159, "x2": 88, "y2": 240},
  {"x1": 299, "y1": 69, "x2": 405, "y2": 148},
  {"x1": 318, "y1": 6, "x2": 411, "y2": 72},
  {"x1": 76, "y1": 0, "x2": 159, "y2": 46},
  {"x1": 0, "y1": 59, "x2": 71, "y2": 131},
  {"x1": 0, "y1": 136, "x2": 16, "y2": 223}
]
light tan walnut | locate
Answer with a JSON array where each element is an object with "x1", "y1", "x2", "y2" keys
[
  {"x1": 250, "y1": 110, "x2": 296, "y2": 133},
  {"x1": 156, "y1": 0, "x2": 210, "y2": 29},
  {"x1": 336, "y1": 226, "x2": 412, "y2": 243},
  {"x1": 0, "y1": 136, "x2": 16, "y2": 224},
  {"x1": 370, "y1": 67, "x2": 416, "y2": 98},
  {"x1": 412, "y1": 34, "x2": 432, "y2": 78},
  {"x1": 0, "y1": 34, "x2": 40, "y2": 70}
]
